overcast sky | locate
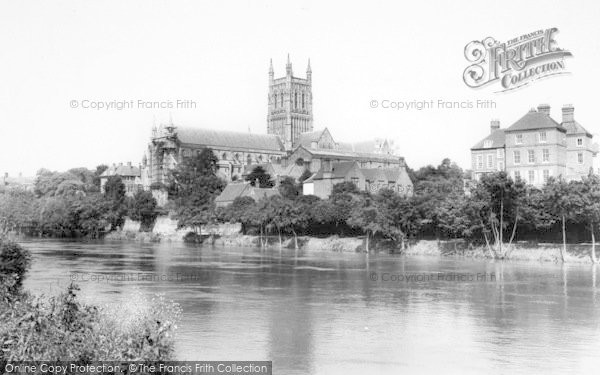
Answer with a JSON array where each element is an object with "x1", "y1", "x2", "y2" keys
[{"x1": 1, "y1": 0, "x2": 599, "y2": 176}]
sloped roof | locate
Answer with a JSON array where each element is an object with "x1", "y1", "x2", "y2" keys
[
  {"x1": 562, "y1": 121, "x2": 592, "y2": 137},
  {"x1": 312, "y1": 161, "x2": 359, "y2": 180},
  {"x1": 296, "y1": 129, "x2": 327, "y2": 148},
  {"x1": 101, "y1": 164, "x2": 140, "y2": 177},
  {"x1": 215, "y1": 183, "x2": 280, "y2": 203},
  {"x1": 303, "y1": 173, "x2": 317, "y2": 183},
  {"x1": 360, "y1": 168, "x2": 385, "y2": 181},
  {"x1": 505, "y1": 109, "x2": 566, "y2": 133},
  {"x1": 471, "y1": 129, "x2": 506, "y2": 150},
  {"x1": 214, "y1": 183, "x2": 251, "y2": 203},
  {"x1": 176, "y1": 127, "x2": 285, "y2": 152},
  {"x1": 382, "y1": 169, "x2": 402, "y2": 182},
  {"x1": 242, "y1": 162, "x2": 305, "y2": 180},
  {"x1": 338, "y1": 139, "x2": 392, "y2": 154},
  {"x1": 299, "y1": 145, "x2": 402, "y2": 163}
]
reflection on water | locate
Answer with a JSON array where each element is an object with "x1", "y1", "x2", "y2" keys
[{"x1": 21, "y1": 239, "x2": 600, "y2": 375}]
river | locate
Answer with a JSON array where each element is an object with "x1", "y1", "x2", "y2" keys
[{"x1": 19, "y1": 239, "x2": 600, "y2": 374}]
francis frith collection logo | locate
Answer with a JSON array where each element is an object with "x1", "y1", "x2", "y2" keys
[{"x1": 463, "y1": 28, "x2": 572, "y2": 92}]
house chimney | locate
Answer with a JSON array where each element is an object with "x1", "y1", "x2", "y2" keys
[
  {"x1": 537, "y1": 104, "x2": 551, "y2": 115},
  {"x1": 490, "y1": 119, "x2": 500, "y2": 133},
  {"x1": 127, "y1": 161, "x2": 132, "y2": 167},
  {"x1": 562, "y1": 104, "x2": 574, "y2": 123}
]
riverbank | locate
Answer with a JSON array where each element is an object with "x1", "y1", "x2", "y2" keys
[
  {"x1": 405, "y1": 240, "x2": 598, "y2": 264},
  {"x1": 211, "y1": 235, "x2": 598, "y2": 264},
  {"x1": 44, "y1": 212, "x2": 592, "y2": 264}
]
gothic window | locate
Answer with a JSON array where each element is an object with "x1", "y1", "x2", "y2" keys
[
  {"x1": 294, "y1": 92, "x2": 298, "y2": 109},
  {"x1": 302, "y1": 93, "x2": 305, "y2": 109},
  {"x1": 280, "y1": 92, "x2": 284, "y2": 107},
  {"x1": 273, "y1": 94, "x2": 277, "y2": 108},
  {"x1": 222, "y1": 152, "x2": 227, "y2": 160},
  {"x1": 247, "y1": 154, "x2": 252, "y2": 165}
]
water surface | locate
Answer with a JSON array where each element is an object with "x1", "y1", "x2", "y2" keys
[{"x1": 21, "y1": 240, "x2": 600, "y2": 374}]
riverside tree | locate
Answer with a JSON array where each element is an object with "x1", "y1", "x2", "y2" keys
[
  {"x1": 128, "y1": 190, "x2": 159, "y2": 231},
  {"x1": 410, "y1": 158, "x2": 465, "y2": 237},
  {"x1": 574, "y1": 174, "x2": 600, "y2": 263},
  {"x1": 221, "y1": 196, "x2": 256, "y2": 234},
  {"x1": 103, "y1": 175, "x2": 127, "y2": 230},
  {"x1": 468, "y1": 172, "x2": 527, "y2": 259},
  {"x1": 169, "y1": 148, "x2": 225, "y2": 234},
  {"x1": 347, "y1": 195, "x2": 380, "y2": 252},
  {"x1": 542, "y1": 177, "x2": 578, "y2": 262}
]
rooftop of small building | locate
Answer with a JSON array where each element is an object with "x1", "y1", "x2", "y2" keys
[
  {"x1": 471, "y1": 128, "x2": 506, "y2": 150},
  {"x1": 296, "y1": 144, "x2": 403, "y2": 163},
  {"x1": 215, "y1": 182, "x2": 280, "y2": 203},
  {"x1": 101, "y1": 163, "x2": 140, "y2": 177}
]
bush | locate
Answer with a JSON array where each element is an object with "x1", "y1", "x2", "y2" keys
[
  {"x1": 128, "y1": 190, "x2": 159, "y2": 231},
  {"x1": 0, "y1": 240, "x2": 181, "y2": 361},
  {"x1": 0, "y1": 284, "x2": 181, "y2": 361},
  {"x1": 0, "y1": 240, "x2": 31, "y2": 296}
]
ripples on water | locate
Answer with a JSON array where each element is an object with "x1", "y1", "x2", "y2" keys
[{"x1": 21, "y1": 239, "x2": 600, "y2": 375}]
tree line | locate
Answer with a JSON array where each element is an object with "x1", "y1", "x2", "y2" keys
[
  {"x1": 0, "y1": 166, "x2": 158, "y2": 237},
  {"x1": 3, "y1": 151, "x2": 600, "y2": 263},
  {"x1": 168, "y1": 151, "x2": 600, "y2": 262}
]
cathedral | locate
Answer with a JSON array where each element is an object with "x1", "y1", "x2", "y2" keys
[{"x1": 140, "y1": 57, "x2": 412, "y2": 197}]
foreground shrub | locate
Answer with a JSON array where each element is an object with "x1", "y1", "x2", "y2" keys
[
  {"x1": 0, "y1": 284, "x2": 181, "y2": 361},
  {"x1": 0, "y1": 240, "x2": 31, "y2": 296}
]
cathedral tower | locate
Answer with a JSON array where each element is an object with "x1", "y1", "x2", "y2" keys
[{"x1": 267, "y1": 55, "x2": 313, "y2": 150}]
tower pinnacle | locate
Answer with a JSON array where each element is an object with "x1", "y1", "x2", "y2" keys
[{"x1": 286, "y1": 53, "x2": 293, "y2": 76}]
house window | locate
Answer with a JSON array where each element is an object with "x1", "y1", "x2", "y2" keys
[
  {"x1": 542, "y1": 149, "x2": 549, "y2": 162},
  {"x1": 498, "y1": 161, "x2": 504, "y2": 171},
  {"x1": 487, "y1": 154, "x2": 493, "y2": 169},
  {"x1": 513, "y1": 151, "x2": 521, "y2": 164},
  {"x1": 351, "y1": 177, "x2": 359, "y2": 186},
  {"x1": 578, "y1": 152, "x2": 584, "y2": 164},
  {"x1": 483, "y1": 140, "x2": 493, "y2": 148},
  {"x1": 539, "y1": 132, "x2": 547, "y2": 143},
  {"x1": 477, "y1": 155, "x2": 483, "y2": 169},
  {"x1": 514, "y1": 171, "x2": 521, "y2": 180},
  {"x1": 528, "y1": 170, "x2": 535, "y2": 184},
  {"x1": 577, "y1": 138, "x2": 583, "y2": 146},
  {"x1": 543, "y1": 170, "x2": 550, "y2": 183},
  {"x1": 528, "y1": 150, "x2": 535, "y2": 163},
  {"x1": 496, "y1": 149, "x2": 504, "y2": 159},
  {"x1": 516, "y1": 134, "x2": 523, "y2": 144}
]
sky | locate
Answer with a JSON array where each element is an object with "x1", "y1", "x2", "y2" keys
[{"x1": 1, "y1": 0, "x2": 599, "y2": 176}]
